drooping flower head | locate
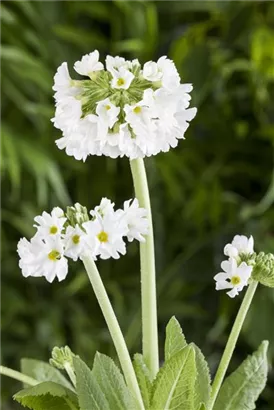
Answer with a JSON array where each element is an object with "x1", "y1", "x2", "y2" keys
[{"x1": 52, "y1": 51, "x2": 197, "y2": 161}]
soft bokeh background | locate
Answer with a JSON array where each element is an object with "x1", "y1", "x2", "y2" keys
[{"x1": 1, "y1": 1, "x2": 274, "y2": 408}]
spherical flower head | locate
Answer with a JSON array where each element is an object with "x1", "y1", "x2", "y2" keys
[
  {"x1": 17, "y1": 235, "x2": 68, "y2": 283},
  {"x1": 83, "y1": 211, "x2": 128, "y2": 260},
  {"x1": 214, "y1": 258, "x2": 253, "y2": 298},
  {"x1": 224, "y1": 235, "x2": 254, "y2": 263},
  {"x1": 122, "y1": 199, "x2": 149, "y2": 242},
  {"x1": 53, "y1": 51, "x2": 197, "y2": 160},
  {"x1": 252, "y1": 252, "x2": 274, "y2": 288},
  {"x1": 34, "y1": 207, "x2": 66, "y2": 239},
  {"x1": 74, "y1": 50, "x2": 104, "y2": 76}
]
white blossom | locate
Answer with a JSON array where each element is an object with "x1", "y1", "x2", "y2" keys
[
  {"x1": 110, "y1": 67, "x2": 135, "y2": 90},
  {"x1": 122, "y1": 199, "x2": 148, "y2": 242},
  {"x1": 63, "y1": 225, "x2": 96, "y2": 261},
  {"x1": 83, "y1": 213, "x2": 128, "y2": 260},
  {"x1": 18, "y1": 236, "x2": 68, "y2": 283},
  {"x1": 53, "y1": 62, "x2": 79, "y2": 100},
  {"x1": 74, "y1": 50, "x2": 104, "y2": 76},
  {"x1": 214, "y1": 258, "x2": 252, "y2": 298},
  {"x1": 142, "y1": 61, "x2": 163, "y2": 82},
  {"x1": 34, "y1": 207, "x2": 66, "y2": 238},
  {"x1": 224, "y1": 235, "x2": 254, "y2": 260}
]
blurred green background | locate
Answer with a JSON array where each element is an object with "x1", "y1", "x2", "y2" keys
[{"x1": 1, "y1": 1, "x2": 274, "y2": 409}]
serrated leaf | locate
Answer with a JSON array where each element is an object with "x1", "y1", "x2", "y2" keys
[
  {"x1": 21, "y1": 358, "x2": 74, "y2": 391},
  {"x1": 13, "y1": 381, "x2": 79, "y2": 410},
  {"x1": 190, "y1": 344, "x2": 211, "y2": 409},
  {"x1": 92, "y1": 352, "x2": 137, "y2": 410},
  {"x1": 73, "y1": 356, "x2": 110, "y2": 410},
  {"x1": 213, "y1": 341, "x2": 269, "y2": 410},
  {"x1": 151, "y1": 345, "x2": 196, "y2": 410},
  {"x1": 133, "y1": 353, "x2": 152, "y2": 409},
  {"x1": 165, "y1": 316, "x2": 187, "y2": 361}
]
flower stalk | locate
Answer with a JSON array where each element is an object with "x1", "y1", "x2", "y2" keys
[
  {"x1": 209, "y1": 280, "x2": 259, "y2": 409},
  {"x1": 82, "y1": 255, "x2": 144, "y2": 410},
  {"x1": 130, "y1": 158, "x2": 159, "y2": 379},
  {"x1": 0, "y1": 365, "x2": 38, "y2": 386}
]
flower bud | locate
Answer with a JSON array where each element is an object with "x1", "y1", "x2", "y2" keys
[
  {"x1": 50, "y1": 346, "x2": 76, "y2": 370},
  {"x1": 66, "y1": 203, "x2": 89, "y2": 227},
  {"x1": 252, "y1": 252, "x2": 274, "y2": 287}
]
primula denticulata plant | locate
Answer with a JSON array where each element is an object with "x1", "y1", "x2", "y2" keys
[{"x1": 2, "y1": 50, "x2": 274, "y2": 410}]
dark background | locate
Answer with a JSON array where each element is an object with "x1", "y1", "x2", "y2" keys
[{"x1": 1, "y1": 1, "x2": 274, "y2": 409}]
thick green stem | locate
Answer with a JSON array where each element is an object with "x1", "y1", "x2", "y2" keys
[
  {"x1": 209, "y1": 281, "x2": 258, "y2": 409},
  {"x1": 130, "y1": 158, "x2": 159, "y2": 379},
  {"x1": 0, "y1": 365, "x2": 38, "y2": 386},
  {"x1": 82, "y1": 256, "x2": 144, "y2": 410}
]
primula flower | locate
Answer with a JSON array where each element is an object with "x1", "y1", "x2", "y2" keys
[
  {"x1": 224, "y1": 235, "x2": 254, "y2": 260},
  {"x1": 122, "y1": 199, "x2": 148, "y2": 242},
  {"x1": 34, "y1": 207, "x2": 66, "y2": 238},
  {"x1": 52, "y1": 51, "x2": 197, "y2": 161},
  {"x1": 17, "y1": 236, "x2": 68, "y2": 283},
  {"x1": 63, "y1": 225, "x2": 97, "y2": 262},
  {"x1": 214, "y1": 258, "x2": 252, "y2": 298}
]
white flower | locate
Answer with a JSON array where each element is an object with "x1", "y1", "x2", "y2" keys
[
  {"x1": 214, "y1": 259, "x2": 252, "y2": 298},
  {"x1": 122, "y1": 199, "x2": 148, "y2": 242},
  {"x1": 96, "y1": 98, "x2": 120, "y2": 141},
  {"x1": 53, "y1": 62, "x2": 79, "y2": 100},
  {"x1": 18, "y1": 236, "x2": 68, "y2": 283},
  {"x1": 34, "y1": 207, "x2": 66, "y2": 238},
  {"x1": 93, "y1": 198, "x2": 115, "y2": 218},
  {"x1": 142, "y1": 61, "x2": 162, "y2": 82},
  {"x1": 110, "y1": 67, "x2": 134, "y2": 90},
  {"x1": 52, "y1": 97, "x2": 82, "y2": 133},
  {"x1": 63, "y1": 225, "x2": 96, "y2": 261},
  {"x1": 83, "y1": 212, "x2": 128, "y2": 260},
  {"x1": 74, "y1": 50, "x2": 104, "y2": 76},
  {"x1": 224, "y1": 235, "x2": 254, "y2": 259},
  {"x1": 106, "y1": 55, "x2": 127, "y2": 74}
]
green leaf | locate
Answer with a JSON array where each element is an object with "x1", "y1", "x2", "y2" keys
[
  {"x1": 13, "y1": 381, "x2": 79, "y2": 410},
  {"x1": 73, "y1": 356, "x2": 110, "y2": 410},
  {"x1": 133, "y1": 353, "x2": 152, "y2": 409},
  {"x1": 213, "y1": 341, "x2": 269, "y2": 410},
  {"x1": 92, "y1": 352, "x2": 137, "y2": 410},
  {"x1": 190, "y1": 343, "x2": 211, "y2": 409},
  {"x1": 165, "y1": 316, "x2": 187, "y2": 361},
  {"x1": 151, "y1": 345, "x2": 196, "y2": 410},
  {"x1": 21, "y1": 358, "x2": 74, "y2": 391}
]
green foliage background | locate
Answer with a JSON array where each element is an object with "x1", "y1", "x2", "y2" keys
[{"x1": 1, "y1": 1, "x2": 274, "y2": 408}]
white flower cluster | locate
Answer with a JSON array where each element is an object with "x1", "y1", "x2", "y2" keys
[
  {"x1": 214, "y1": 235, "x2": 254, "y2": 298},
  {"x1": 52, "y1": 50, "x2": 197, "y2": 161},
  {"x1": 17, "y1": 198, "x2": 148, "y2": 283}
]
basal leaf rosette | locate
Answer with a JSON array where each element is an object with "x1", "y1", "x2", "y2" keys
[{"x1": 52, "y1": 50, "x2": 197, "y2": 161}]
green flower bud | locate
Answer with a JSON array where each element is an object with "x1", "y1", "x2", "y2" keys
[
  {"x1": 50, "y1": 346, "x2": 76, "y2": 370},
  {"x1": 252, "y1": 252, "x2": 274, "y2": 287},
  {"x1": 66, "y1": 203, "x2": 90, "y2": 227}
]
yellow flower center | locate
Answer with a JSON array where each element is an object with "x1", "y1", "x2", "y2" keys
[
  {"x1": 133, "y1": 106, "x2": 142, "y2": 114},
  {"x1": 105, "y1": 104, "x2": 111, "y2": 110},
  {"x1": 231, "y1": 276, "x2": 241, "y2": 285},
  {"x1": 117, "y1": 78, "x2": 125, "y2": 86},
  {"x1": 49, "y1": 225, "x2": 58, "y2": 234},
  {"x1": 72, "y1": 235, "x2": 80, "y2": 244},
  {"x1": 97, "y1": 231, "x2": 108, "y2": 243},
  {"x1": 48, "y1": 250, "x2": 61, "y2": 261}
]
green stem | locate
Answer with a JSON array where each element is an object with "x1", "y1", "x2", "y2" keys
[
  {"x1": 64, "y1": 363, "x2": 76, "y2": 387},
  {"x1": 0, "y1": 365, "x2": 38, "y2": 386},
  {"x1": 82, "y1": 256, "x2": 144, "y2": 410},
  {"x1": 209, "y1": 281, "x2": 258, "y2": 409},
  {"x1": 130, "y1": 158, "x2": 159, "y2": 379}
]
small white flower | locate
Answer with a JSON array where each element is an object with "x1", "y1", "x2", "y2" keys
[
  {"x1": 224, "y1": 235, "x2": 254, "y2": 260},
  {"x1": 122, "y1": 199, "x2": 148, "y2": 242},
  {"x1": 142, "y1": 61, "x2": 162, "y2": 82},
  {"x1": 53, "y1": 62, "x2": 79, "y2": 100},
  {"x1": 63, "y1": 225, "x2": 96, "y2": 261},
  {"x1": 83, "y1": 213, "x2": 128, "y2": 260},
  {"x1": 96, "y1": 98, "x2": 120, "y2": 141},
  {"x1": 106, "y1": 55, "x2": 127, "y2": 74},
  {"x1": 52, "y1": 97, "x2": 82, "y2": 133},
  {"x1": 110, "y1": 67, "x2": 134, "y2": 90},
  {"x1": 18, "y1": 236, "x2": 68, "y2": 283},
  {"x1": 93, "y1": 198, "x2": 115, "y2": 218},
  {"x1": 74, "y1": 50, "x2": 104, "y2": 76},
  {"x1": 214, "y1": 258, "x2": 252, "y2": 298},
  {"x1": 34, "y1": 207, "x2": 66, "y2": 238},
  {"x1": 157, "y1": 56, "x2": 180, "y2": 90}
]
